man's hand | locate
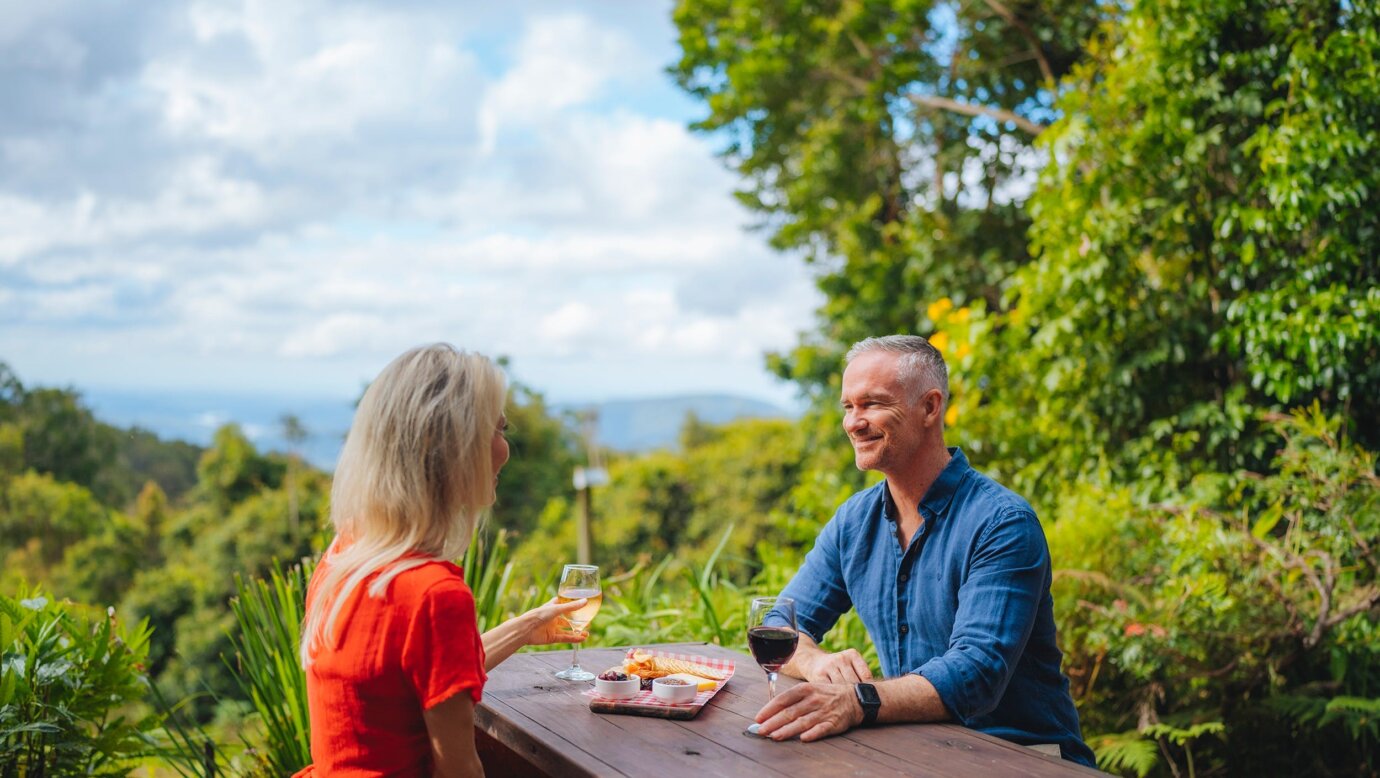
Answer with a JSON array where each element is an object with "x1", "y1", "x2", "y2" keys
[
  {"x1": 520, "y1": 597, "x2": 590, "y2": 646},
  {"x1": 781, "y1": 632, "x2": 875, "y2": 684},
  {"x1": 754, "y1": 682, "x2": 864, "y2": 742},
  {"x1": 801, "y1": 648, "x2": 874, "y2": 684}
]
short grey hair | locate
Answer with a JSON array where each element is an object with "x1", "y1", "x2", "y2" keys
[{"x1": 845, "y1": 335, "x2": 949, "y2": 407}]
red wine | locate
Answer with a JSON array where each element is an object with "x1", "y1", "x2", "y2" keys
[{"x1": 748, "y1": 626, "x2": 798, "y2": 671}]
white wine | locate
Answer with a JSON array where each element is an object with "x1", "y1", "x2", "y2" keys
[
  {"x1": 553, "y1": 564, "x2": 600, "y2": 682},
  {"x1": 557, "y1": 588, "x2": 603, "y2": 628}
]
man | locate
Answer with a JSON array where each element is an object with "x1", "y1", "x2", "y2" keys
[{"x1": 755, "y1": 335, "x2": 1095, "y2": 767}]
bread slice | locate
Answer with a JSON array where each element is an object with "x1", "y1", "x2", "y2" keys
[{"x1": 651, "y1": 656, "x2": 727, "y2": 680}]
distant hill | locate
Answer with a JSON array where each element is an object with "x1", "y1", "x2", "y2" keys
[
  {"x1": 84, "y1": 389, "x2": 354, "y2": 471},
  {"x1": 80, "y1": 389, "x2": 795, "y2": 469},
  {"x1": 558, "y1": 394, "x2": 793, "y2": 452}
]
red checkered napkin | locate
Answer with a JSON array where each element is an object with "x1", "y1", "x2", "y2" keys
[{"x1": 583, "y1": 648, "x2": 735, "y2": 708}]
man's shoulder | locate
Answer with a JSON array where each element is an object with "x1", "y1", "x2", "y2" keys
[
  {"x1": 836, "y1": 480, "x2": 888, "y2": 518},
  {"x1": 959, "y1": 466, "x2": 1037, "y2": 522}
]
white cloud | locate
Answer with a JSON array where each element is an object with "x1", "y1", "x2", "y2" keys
[
  {"x1": 148, "y1": 0, "x2": 480, "y2": 147},
  {"x1": 0, "y1": 1, "x2": 822, "y2": 409},
  {"x1": 280, "y1": 313, "x2": 394, "y2": 359},
  {"x1": 477, "y1": 13, "x2": 643, "y2": 154}
]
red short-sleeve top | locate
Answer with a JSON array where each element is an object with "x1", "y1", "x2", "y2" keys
[{"x1": 294, "y1": 551, "x2": 487, "y2": 777}]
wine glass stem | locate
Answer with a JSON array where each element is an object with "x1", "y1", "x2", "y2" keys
[
  {"x1": 571, "y1": 641, "x2": 580, "y2": 670},
  {"x1": 766, "y1": 671, "x2": 778, "y2": 699}
]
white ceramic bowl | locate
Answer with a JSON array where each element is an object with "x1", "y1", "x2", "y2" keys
[
  {"x1": 652, "y1": 676, "x2": 698, "y2": 704},
  {"x1": 593, "y1": 673, "x2": 641, "y2": 700}
]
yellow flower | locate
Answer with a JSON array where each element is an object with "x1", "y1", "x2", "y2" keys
[
  {"x1": 945, "y1": 404, "x2": 959, "y2": 426},
  {"x1": 956, "y1": 342, "x2": 971, "y2": 359},
  {"x1": 929, "y1": 331, "x2": 950, "y2": 353},
  {"x1": 926, "y1": 297, "x2": 953, "y2": 322},
  {"x1": 951, "y1": 306, "x2": 971, "y2": 323}
]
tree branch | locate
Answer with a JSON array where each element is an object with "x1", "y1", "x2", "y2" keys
[
  {"x1": 981, "y1": 0, "x2": 1056, "y2": 85},
  {"x1": 907, "y1": 93, "x2": 1046, "y2": 135},
  {"x1": 1323, "y1": 587, "x2": 1380, "y2": 631}
]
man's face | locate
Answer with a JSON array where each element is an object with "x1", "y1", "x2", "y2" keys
[{"x1": 840, "y1": 350, "x2": 929, "y2": 475}]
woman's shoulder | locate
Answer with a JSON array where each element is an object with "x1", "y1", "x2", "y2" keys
[{"x1": 390, "y1": 558, "x2": 469, "y2": 598}]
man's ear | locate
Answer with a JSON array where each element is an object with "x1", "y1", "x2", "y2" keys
[{"x1": 923, "y1": 388, "x2": 945, "y2": 426}]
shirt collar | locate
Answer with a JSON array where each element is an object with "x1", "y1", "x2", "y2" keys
[
  {"x1": 918, "y1": 447, "x2": 969, "y2": 521},
  {"x1": 879, "y1": 447, "x2": 970, "y2": 525}
]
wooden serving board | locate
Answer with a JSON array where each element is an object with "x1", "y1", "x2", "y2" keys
[
  {"x1": 588, "y1": 695, "x2": 708, "y2": 720},
  {"x1": 584, "y1": 648, "x2": 736, "y2": 721}
]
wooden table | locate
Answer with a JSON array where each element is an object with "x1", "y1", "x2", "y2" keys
[{"x1": 475, "y1": 643, "x2": 1103, "y2": 777}]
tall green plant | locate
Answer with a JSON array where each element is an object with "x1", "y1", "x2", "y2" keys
[
  {"x1": 227, "y1": 560, "x2": 314, "y2": 777},
  {"x1": 0, "y1": 589, "x2": 198, "y2": 776},
  {"x1": 463, "y1": 525, "x2": 518, "y2": 633}
]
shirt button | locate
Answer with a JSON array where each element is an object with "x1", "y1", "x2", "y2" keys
[
  {"x1": 899, "y1": 624, "x2": 909, "y2": 635},
  {"x1": 899, "y1": 572, "x2": 909, "y2": 583}
]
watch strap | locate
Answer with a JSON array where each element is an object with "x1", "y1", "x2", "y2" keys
[{"x1": 854, "y1": 682, "x2": 881, "y2": 726}]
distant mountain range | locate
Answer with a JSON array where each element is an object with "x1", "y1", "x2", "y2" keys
[
  {"x1": 555, "y1": 394, "x2": 791, "y2": 453},
  {"x1": 83, "y1": 389, "x2": 795, "y2": 469}
]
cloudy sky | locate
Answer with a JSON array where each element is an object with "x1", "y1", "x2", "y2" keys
[{"x1": 0, "y1": 0, "x2": 820, "y2": 410}]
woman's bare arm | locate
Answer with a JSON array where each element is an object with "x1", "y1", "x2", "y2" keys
[{"x1": 422, "y1": 693, "x2": 484, "y2": 778}]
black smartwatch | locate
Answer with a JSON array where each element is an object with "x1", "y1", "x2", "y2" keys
[{"x1": 854, "y1": 682, "x2": 881, "y2": 726}]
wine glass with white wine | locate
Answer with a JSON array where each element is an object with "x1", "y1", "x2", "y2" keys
[{"x1": 553, "y1": 564, "x2": 602, "y2": 681}]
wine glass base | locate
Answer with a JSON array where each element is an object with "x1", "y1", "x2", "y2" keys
[{"x1": 555, "y1": 666, "x2": 594, "y2": 681}]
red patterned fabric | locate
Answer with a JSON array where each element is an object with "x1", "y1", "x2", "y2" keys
[{"x1": 293, "y1": 553, "x2": 486, "y2": 777}]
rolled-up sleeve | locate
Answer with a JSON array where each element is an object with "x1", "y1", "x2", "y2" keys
[
  {"x1": 913, "y1": 509, "x2": 1047, "y2": 723},
  {"x1": 772, "y1": 512, "x2": 853, "y2": 643}
]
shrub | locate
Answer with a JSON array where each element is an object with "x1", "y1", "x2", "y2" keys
[{"x1": 0, "y1": 590, "x2": 168, "y2": 775}]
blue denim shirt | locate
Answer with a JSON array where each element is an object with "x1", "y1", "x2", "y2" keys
[{"x1": 774, "y1": 448, "x2": 1095, "y2": 766}]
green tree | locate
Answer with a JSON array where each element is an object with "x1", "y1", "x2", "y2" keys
[
  {"x1": 195, "y1": 424, "x2": 284, "y2": 512},
  {"x1": 962, "y1": 0, "x2": 1380, "y2": 504},
  {"x1": 0, "y1": 472, "x2": 108, "y2": 578},
  {"x1": 54, "y1": 518, "x2": 149, "y2": 609},
  {"x1": 672, "y1": 0, "x2": 1101, "y2": 396},
  {"x1": 112, "y1": 428, "x2": 202, "y2": 503},
  {"x1": 16, "y1": 387, "x2": 125, "y2": 505},
  {"x1": 0, "y1": 423, "x2": 21, "y2": 478},
  {"x1": 492, "y1": 383, "x2": 579, "y2": 539},
  {"x1": 0, "y1": 362, "x2": 22, "y2": 421},
  {"x1": 0, "y1": 363, "x2": 200, "y2": 505}
]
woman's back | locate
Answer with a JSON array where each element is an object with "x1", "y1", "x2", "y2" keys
[{"x1": 300, "y1": 553, "x2": 487, "y2": 777}]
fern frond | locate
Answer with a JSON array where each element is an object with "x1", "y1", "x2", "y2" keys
[{"x1": 1091, "y1": 729, "x2": 1159, "y2": 778}]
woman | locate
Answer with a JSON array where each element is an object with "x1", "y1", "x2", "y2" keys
[{"x1": 294, "y1": 344, "x2": 587, "y2": 777}]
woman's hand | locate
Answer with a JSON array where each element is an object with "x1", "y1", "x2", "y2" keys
[
  {"x1": 482, "y1": 597, "x2": 591, "y2": 671},
  {"x1": 519, "y1": 597, "x2": 592, "y2": 646}
]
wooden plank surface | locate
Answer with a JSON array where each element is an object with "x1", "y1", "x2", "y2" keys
[{"x1": 476, "y1": 643, "x2": 1104, "y2": 778}]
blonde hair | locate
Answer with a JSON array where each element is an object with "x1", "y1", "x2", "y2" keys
[{"x1": 300, "y1": 343, "x2": 506, "y2": 667}]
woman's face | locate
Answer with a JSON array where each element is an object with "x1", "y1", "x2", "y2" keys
[{"x1": 491, "y1": 414, "x2": 511, "y2": 487}]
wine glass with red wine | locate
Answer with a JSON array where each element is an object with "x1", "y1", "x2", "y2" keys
[{"x1": 747, "y1": 596, "x2": 798, "y2": 701}]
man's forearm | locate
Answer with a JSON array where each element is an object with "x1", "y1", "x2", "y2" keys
[
  {"x1": 872, "y1": 673, "x2": 951, "y2": 724},
  {"x1": 753, "y1": 652, "x2": 951, "y2": 741},
  {"x1": 784, "y1": 633, "x2": 949, "y2": 724}
]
